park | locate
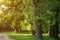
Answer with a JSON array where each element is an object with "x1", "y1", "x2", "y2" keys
[{"x1": 0, "y1": 0, "x2": 60, "y2": 40}]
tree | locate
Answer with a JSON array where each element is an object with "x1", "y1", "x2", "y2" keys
[
  {"x1": 0, "y1": 0, "x2": 29, "y2": 32},
  {"x1": 33, "y1": 0, "x2": 46, "y2": 39},
  {"x1": 48, "y1": 0, "x2": 59, "y2": 39}
]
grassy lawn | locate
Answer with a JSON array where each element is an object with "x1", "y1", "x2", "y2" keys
[
  {"x1": 0, "y1": 32, "x2": 60, "y2": 40},
  {"x1": 8, "y1": 34, "x2": 60, "y2": 40},
  {"x1": 9, "y1": 35, "x2": 40, "y2": 40}
]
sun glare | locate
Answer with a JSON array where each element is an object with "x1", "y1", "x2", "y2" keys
[
  {"x1": 1, "y1": 5, "x2": 6, "y2": 9},
  {"x1": 0, "y1": 0, "x2": 2, "y2": 2}
]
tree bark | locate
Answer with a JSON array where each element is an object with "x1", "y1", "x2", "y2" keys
[
  {"x1": 36, "y1": 20, "x2": 42, "y2": 38},
  {"x1": 49, "y1": 15, "x2": 54, "y2": 37},
  {"x1": 49, "y1": 7, "x2": 59, "y2": 40},
  {"x1": 53, "y1": 7, "x2": 59, "y2": 40},
  {"x1": 33, "y1": 0, "x2": 43, "y2": 39}
]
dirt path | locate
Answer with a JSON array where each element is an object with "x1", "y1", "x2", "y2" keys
[{"x1": 0, "y1": 33, "x2": 14, "y2": 40}]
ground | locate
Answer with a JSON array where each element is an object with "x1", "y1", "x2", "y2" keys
[
  {"x1": 0, "y1": 32, "x2": 60, "y2": 40},
  {"x1": 8, "y1": 34, "x2": 60, "y2": 40}
]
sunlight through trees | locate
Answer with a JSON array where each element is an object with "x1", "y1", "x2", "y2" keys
[{"x1": 0, "y1": 0, "x2": 60, "y2": 40}]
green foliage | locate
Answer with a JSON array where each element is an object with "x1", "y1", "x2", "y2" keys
[
  {"x1": 0, "y1": 0, "x2": 32, "y2": 32},
  {"x1": 0, "y1": 0, "x2": 60, "y2": 33}
]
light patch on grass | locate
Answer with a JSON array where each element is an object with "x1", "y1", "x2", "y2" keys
[
  {"x1": 43, "y1": 34, "x2": 48, "y2": 36},
  {"x1": 8, "y1": 34, "x2": 32, "y2": 36}
]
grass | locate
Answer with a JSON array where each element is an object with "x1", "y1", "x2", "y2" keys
[
  {"x1": 9, "y1": 35, "x2": 40, "y2": 40},
  {"x1": 8, "y1": 34, "x2": 59, "y2": 40},
  {"x1": 0, "y1": 32, "x2": 60, "y2": 40}
]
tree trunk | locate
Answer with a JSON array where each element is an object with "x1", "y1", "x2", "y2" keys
[
  {"x1": 33, "y1": 0, "x2": 43, "y2": 39},
  {"x1": 53, "y1": 7, "x2": 59, "y2": 40},
  {"x1": 36, "y1": 20, "x2": 42, "y2": 38},
  {"x1": 49, "y1": 15, "x2": 53, "y2": 37},
  {"x1": 49, "y1": 7, "x2": 59, "y2": 40}
]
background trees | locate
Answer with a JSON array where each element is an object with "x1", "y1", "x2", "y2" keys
[{"x1": 0, "y1": 0, "x2": 60, "y2": 40}]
